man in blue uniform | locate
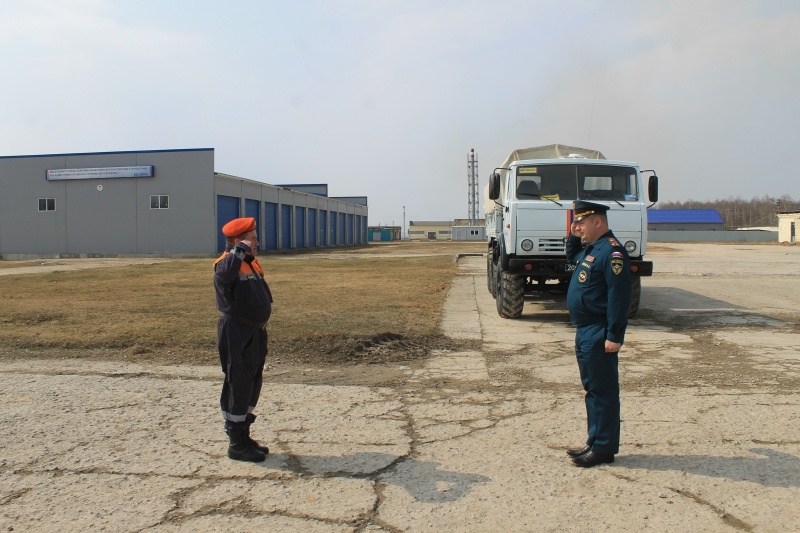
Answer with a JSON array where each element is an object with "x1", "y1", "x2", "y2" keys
[
  {"x1": 565, "y1": 201, "x2": 631, "y2": 467},
  {"x1": 214, "y1": 217, "x2": 273, "y2": 462}
]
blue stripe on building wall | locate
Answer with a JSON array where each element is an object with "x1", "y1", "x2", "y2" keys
[
  {"x1": 330, "y1": 212, "x2": 337, "y2": 245},
  {"x1": 361, "y1": 215, "x2": 367, "y2": 243},
  {"x1": 362, "y1": 216, "x2": 367, "y2": 243},
  {"x1": 295, "y1": 206, "x2": 306, "y2": 248},
  {"x1": 280, "y1": 204, "x2": 292, "y2": 250},
  {"x1": 264, "y1": 202, "x2": 278, "y2": 251},
  {"x1": 217, "y1": 195, "x2": 240, "y2": 253},
  {"x1": 245, "y1": 199, "x2": 260, "y2": 241},
  {"x1": 308, "y1": 208, "x2": 317, "y2": 247},
  {"x1": 319, "y1": 210, "x2": 327, "y2": 246},
  {"x1": 339, "y1": 213, "x2": 346, "y2": 244},
  {"x1": 347, "y1": 213, "x2": 354, "y2": 244}
]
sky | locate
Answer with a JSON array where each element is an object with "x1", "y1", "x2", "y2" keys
[{"x1": 1, "y1": 0, "x2": 799, "y2": 226}]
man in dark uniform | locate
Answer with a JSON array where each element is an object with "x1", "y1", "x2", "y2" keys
[
  {"x1": 565, "y1": 201, "x2": 631, "y2": 467},
  {"x1": 214, "y1": 217, "x2": 273, "y2": 463}
]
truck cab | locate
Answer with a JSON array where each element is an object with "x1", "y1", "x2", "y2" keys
[{"x1": 485, "y1": 146, "x2": 658, "y2": 318}]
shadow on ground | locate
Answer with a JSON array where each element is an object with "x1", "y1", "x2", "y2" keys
[
  {"x1": 259, "y1": 452, "x2": 491, "y2": 503},
  {"x1": 617, "y1": 448, "x2": 800, "y2": 488}
]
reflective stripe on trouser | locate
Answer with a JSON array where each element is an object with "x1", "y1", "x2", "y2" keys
[
  {"x1": 218, "y1": 316, "x2": 268, "y2": 432},
  {"x1": 575, "y1": 322, "x2": 620, "y2": 455}
]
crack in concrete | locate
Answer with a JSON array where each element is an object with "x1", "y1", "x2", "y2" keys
[
  {"x1": 6, "y1": 465, "x2": 294, "y2": 484},
  {"x1": 0, "y1": 368, "x2": 220, "y2": 383},
  {"x1": 607, "y1": 474, "x2": 756, "y2": 532},
  {"x1": 85, "y1": 401, "x2": 142, "y2": 412},
  {"x1": 0, "y1": 488, "x2": 30, "y2": 506},
  {"x1": 669, "y1": 487, "x2": 755, "y2": 532}
]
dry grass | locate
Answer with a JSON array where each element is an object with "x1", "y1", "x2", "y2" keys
[
  {"x1": 0, "y1": 242, "x2": 485, "y2": 365},
  {"x1": 0, "y1": 261, "x2": 41, "y2": 269}
]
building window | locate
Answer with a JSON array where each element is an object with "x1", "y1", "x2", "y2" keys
[
  {"x1": 38, "y1": 198, "x2": 56, "y2": 211},
  {"x1": 438, "y1": 230, "x2": 451, "y2": 234},
  {"x1": 409, "y1": 230, "x2": 424, "y2": 235},
  {"x1": 150, "y1": 195, "x2": 169, "y2": 209}
]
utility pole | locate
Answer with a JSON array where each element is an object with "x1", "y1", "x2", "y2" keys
[
  {"x1": 403, "y1": 205, "x2": 406, "y2": 240},
  {"x1": 467, "y1": 149, "x2": 479, "y2": 225}
]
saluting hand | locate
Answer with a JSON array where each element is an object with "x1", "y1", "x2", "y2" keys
[{"x1": 237, "y1": 239, "x2": 255, "y2": 256}]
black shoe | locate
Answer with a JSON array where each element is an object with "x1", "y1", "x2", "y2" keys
[
  {"x1": 228, "y1": 443, "x2": 267, "y2": 463},
  {"x1": 572, "y1": 451, "x2": 614, "y2": 467},
  {"x1": 227, "y1": 430, "x2": 267, "y2": 463},
  {"x1": 244, "y1": 414, "x2": 270, "y2": 454},
  {"x1": 246, "y1": 436, "x2": 269, "y2": 455},
  {"x1": 566, "y1": 445, "x2": 591, "y2": 458}
]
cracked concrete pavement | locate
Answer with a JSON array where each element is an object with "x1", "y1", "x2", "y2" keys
[{"x1": 1, "y1": 243, "x2": 799, "y2": 531}]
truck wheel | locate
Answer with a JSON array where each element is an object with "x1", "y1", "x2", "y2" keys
[
  {"x1": 627, "y1": 275, "x2": 641, "y2": 318},
  {"x1": 496, "y1": 271, "x2": 525, "y2": 318}
]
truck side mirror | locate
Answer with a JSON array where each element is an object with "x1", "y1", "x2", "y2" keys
[
  {"x1": 648, "y1": 175, "x2": 659, "y2": 203},
  {"x1": 488, "y1": 173, "x2": 500, "y2": 200}
]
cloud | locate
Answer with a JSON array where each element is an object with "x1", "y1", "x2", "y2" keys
[{"x1": 0, "y1": 0, "x2": 797, "y2": 223}]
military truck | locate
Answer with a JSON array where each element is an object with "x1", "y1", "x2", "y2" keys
[{"x1": 484, "y1": 144, "x2": 658, "y2": 318}]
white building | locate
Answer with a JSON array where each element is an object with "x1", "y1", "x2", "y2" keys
[
  {"x1": 0, "y1": 148, "x2": 368, "y2": 258},
  {"x1": 778, "y1": 211, "x2": 800, "y2": 244}
]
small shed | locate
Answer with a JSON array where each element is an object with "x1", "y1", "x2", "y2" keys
[
  {"x1": 408, "y1": 221, "x2": 452, "y2": 241},
  {"x1": 647, "y1": 209, "x2": 724, "y2": 231},
  {"x1": 451, "y1": 226, "x2": 485, "y2": 241},
  {"x1": 368, "y1": 226, "x2": 401, "y2": 242},
  {"x1": 778, "y1": 211, "x2": 800, "y2": 244}
]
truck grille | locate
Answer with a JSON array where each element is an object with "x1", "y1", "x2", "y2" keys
[{"x1": 538, "y1": 238, "x2": 565, "y2": 253}]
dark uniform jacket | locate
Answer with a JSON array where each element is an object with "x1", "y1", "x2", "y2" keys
[
  {"x1": 566, "y1": 230, "x2": 631, "y2": 343},
  {"x1": 214, "y1": 244, "x2": 273, "y2": 326}
]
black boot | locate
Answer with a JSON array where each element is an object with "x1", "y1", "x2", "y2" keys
[
  {"x1": 227, "y1": 429, "x2": 267, "y2": 463},
  {"x1": 245, "y1": 414, "x2": 270, "y2": 455}
]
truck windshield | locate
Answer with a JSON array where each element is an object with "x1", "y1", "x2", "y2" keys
[{"x1": 515, "y1": 164, "x2": 638, "y2": 201}]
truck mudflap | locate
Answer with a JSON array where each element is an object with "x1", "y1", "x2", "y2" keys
[
  {"x1": 508, "y1": 257, "x2": 574, "y2": 276},
  {"x1": 507, "y1": 257, "x2": 653, "y2": 276},
  {"x1": 630, "y1": 260, "x2": 653, "y2": 276}
]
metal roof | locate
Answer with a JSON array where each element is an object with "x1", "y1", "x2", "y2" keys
[
  {"x1": 1, "y1": 148, "x2": 213, "y2": 159},
  {"x1": 647, "y1": 209, "x2": 724, "y2": 224},
  {"x1": 409, "y1": 220, "x2": 453, "y2": 226}
]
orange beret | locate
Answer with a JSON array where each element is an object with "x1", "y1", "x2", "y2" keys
[{"x1": 222, "y1": 217, "x2": 256, "y2": 237}]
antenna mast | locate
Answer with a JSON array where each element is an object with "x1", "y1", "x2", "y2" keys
[{"x1": 467, "y1": 149, "x2": 479, "y2": 225}]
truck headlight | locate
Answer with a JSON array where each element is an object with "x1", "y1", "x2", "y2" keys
[
  {"x1": 521, "y1": 239, "x2": 533, "y2": 251},
  {"x1": 625, "y1": 241, "x2": 637, "y2": 253}
]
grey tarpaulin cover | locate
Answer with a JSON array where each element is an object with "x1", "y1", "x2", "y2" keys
[
  {"x1": 484, "y1": 144, "x2": 607, "y2": 215},
  {"x1": 498, "y1": 144, "x2": 606, "y2": 169}
]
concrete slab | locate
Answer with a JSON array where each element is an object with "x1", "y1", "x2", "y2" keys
[{"x1": 2, "y1": 244, "x2": 800, "y2": 531}]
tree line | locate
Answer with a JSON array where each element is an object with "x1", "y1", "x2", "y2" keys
[{"x1": 655, "y1": 195, "x2": 798, "y2": 229}]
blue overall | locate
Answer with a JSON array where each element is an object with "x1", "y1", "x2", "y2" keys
[
  {"x1": 214, "y1": 245, "x2": 273, "y2": 432},
  {"x1": 566, "y1": 231, "x2": 631, "y2": 455}
]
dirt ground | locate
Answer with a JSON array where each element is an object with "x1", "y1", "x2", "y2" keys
[
  {"x1": 3, "y1": 242, "x2": 799, "y2": 394},
  {"x1": 2, "y1": 242, "x2": 799, "y2": 532}
]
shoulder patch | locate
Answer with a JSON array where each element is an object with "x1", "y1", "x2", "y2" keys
[
  {"x1": 585, "y1": 255, "x2": 595, "y2": 262},
  {"x1": 611, "y1": 251, "x2": 623, "y2": 258},
  {"x1": 608, "y1": 238, "x2": 620, "y2": 247}
]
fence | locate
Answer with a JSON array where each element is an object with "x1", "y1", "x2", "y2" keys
[{"x1": 648, "y1": 230, "x2": 777, "y2": 243}]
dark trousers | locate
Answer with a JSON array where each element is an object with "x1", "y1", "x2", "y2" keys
[
  {"x1": 218, "y1": 316, "x2": 268, "y2": 432},
  {"x1": 575, "y1": 322, "x2": 620, "y2": 455}
]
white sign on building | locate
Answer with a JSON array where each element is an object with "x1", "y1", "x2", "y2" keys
[{"x1": 45, "y1": 166, "x2": 155, "y2": 181}]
